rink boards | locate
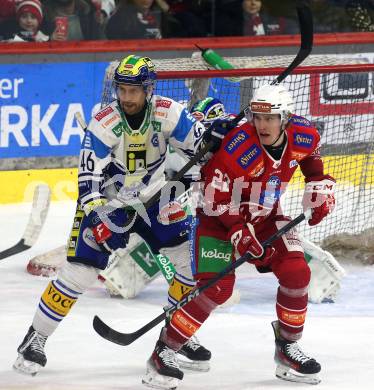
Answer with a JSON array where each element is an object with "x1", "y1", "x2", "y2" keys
[{"x1": 0, "y1": 154, "x2": 373, "y2": 203}]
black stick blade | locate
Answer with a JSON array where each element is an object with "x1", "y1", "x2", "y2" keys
[
  {"x1": 93, "y1": 315, "x2": 135, "y2": 346},
  {"x1": 0, "y1": 240, "x2": 30, "y2": 260}
]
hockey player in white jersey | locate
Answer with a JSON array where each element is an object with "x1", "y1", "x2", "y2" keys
[{"x1": 13, "y1": 55, "x2": 228, "y2": 376}]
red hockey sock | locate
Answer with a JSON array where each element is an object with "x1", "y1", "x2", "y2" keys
[
  {"x1": 163, "y1": 274, "x2": 235, "y2": 350},
  {"x1": 273, "y1": 256, "x2": 310, "y2": 341}
]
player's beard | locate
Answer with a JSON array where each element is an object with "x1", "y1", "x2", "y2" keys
[{"x1": 121, "y1": 101, "x2": 144, "y2": 115}]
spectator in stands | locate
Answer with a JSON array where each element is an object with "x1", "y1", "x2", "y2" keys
[
  {"x1": 154, "y1": 0, "x2": 208, "y2": 37},
  {"x1": 41, "y1": 0, "x2": 104, "y2": 41},
  {"x1": 90, "y1": 0, "x2": 115, "y2": 27},
  {"x1": 0, "y1": 0, "x2": 50, "y2": 41},
  {"x1": 12, "y1": 0, "x2": 49, "y2": 41},
  {"x1": 215, "y1": 0, "x2": 296, "y2": 37},
  {"x1": 346, "y1": 0, "x2": 374, "y2": 32},
  {"x1": 311, "y1": 0, "x2": 351, "y2": 33},
  {"x1": 0, "y1": 0, "x2": 16, "y2": 40},
  {"x1": 0, "y1": 0, "x2": 15, "y2": 24},
  {"x1": 105, "y1": 0, "x2": 162, "y2": 40},
  {"x1": 242, "y1": 0, "x2": 287, "y2": 35}
]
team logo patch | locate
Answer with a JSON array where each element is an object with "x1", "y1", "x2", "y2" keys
[
  {"x1": 156, "y1": 99, "x2": 172, "y2": 108},
  {"x1": 290, "y1": 115, "x2": 312, "y2": 127},
  {"x1": 250, "y1": 102, "x2": 272, "y2": 113},
  {"x1": 224, "y1": 130, "x2": 249, "y2": 154},
  {"x1": 267, "y1": 175, "x2": 281, "y2": 188},
  {"x1": 152, "y1": 120, "x2": 161, "y2": 132},
  {"x1": 95, "y1": 106, "x2": 114, "y2": 121},
  {"x1": 127, "y1": 150, "x2": 146, "y2": 173},
  {"x1": 259, "y1": 190, "x2": 281, "y2": 207},
  {"x1": 112, "y1": 124, "x2": 123, "y2": 137},
  {"x1": 237, "y1": 144, "x2": 261, "y2": 169},
  {"x1": 151, "y1": 133, "x2": 159, "y2": 147},
  {"x1": 293, "y1": 132, "x2": 314, "y2": 148}
]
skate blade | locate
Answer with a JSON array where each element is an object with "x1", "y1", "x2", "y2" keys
[
  {"x1": 142, "y1": 362, "x2": 180, "y2": 390},
  {"x1": 13, "y1": 354, "x2": 41, "y2": 376},
  {"x1": 177, "y1": 357, "x2": 210, "y2": 372},
  {"x1": 276, "y1": 365, "x2": 321, "y2": 385}
]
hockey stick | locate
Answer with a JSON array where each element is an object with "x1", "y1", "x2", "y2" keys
[
  {"x1": 75, "y1": 111, "x2": 87, "y2": 131},
  {"x1": 119, "y1": 0, "x2": 314, "y2": 217},
  {"x1": 0, "y1": 184, "x2": 51, "y2": 260},
  {"x1": 92, "y1": 1, "x2": 313, "y2": 339},
  {"x1": 93, "y1": 212, "x2": 308, "y2": 346},
  {"x1": 230, "y1": 1, "x2": 313, "y2": 125},
  {"x1": 0, "y1": 114, "x2": 84, "y2": 261}
]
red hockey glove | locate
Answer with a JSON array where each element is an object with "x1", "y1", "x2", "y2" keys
[
  {"x1": 229, "y1": 223, "x2": 264, "y2": 258},
  {"x1": 89, "y1": 206, "x2": 129, "y2": 253},
  {"x1": 302, "y1": 175, "x2": 336, "y2": 226},
  {"x1": 157, "y1": 201, "x2": 187, "y2": 225}
]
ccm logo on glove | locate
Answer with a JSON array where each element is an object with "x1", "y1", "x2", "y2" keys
[{"x1": 302, "y1": 175, "x2": 336, "y2": 226}]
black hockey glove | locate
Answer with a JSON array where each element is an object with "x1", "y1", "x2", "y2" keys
[
  {"x1": 203, "y1": 119, "x2": 233, "y2": 152},
  {"x1": 89, "y1": 205, "x2": 129, "y2": 254}
]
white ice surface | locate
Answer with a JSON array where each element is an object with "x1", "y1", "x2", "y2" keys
[{"x1": 1, "y1": 201, "x2": 374, "y2": 390}]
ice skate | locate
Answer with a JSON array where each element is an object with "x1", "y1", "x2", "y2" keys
[
  {"x1": 271, "y1": 321, "x2": 321, "y2": 385},
  {"x1": 143, "y1": 340, "x2": 184, "y2": 390},
  {"x1": 13, "y1": 326, "x2": 48, "y2": 376},
  {"x1": 177, "y1": 335, "x2": 211, "y2": 372}
]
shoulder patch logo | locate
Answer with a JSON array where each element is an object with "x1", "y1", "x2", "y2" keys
[
  {"x1": 224, "y1": 130, "x2": 249, "y2": 154},
  {"x1": 237, "y1": 144, "x2": 261, "y2": 169},
  {"x1": 293, "y1": 132, "x2": 314, "y2": 148},
  {"x1": 151, "y1": 133, "x2": 159, "y2": 147},
  {"x1": 152, "y1": 121, "x2": 161, "y2": 133},
  {"x1": 103, "y1": 113, "x2": 121, "y2": 129},
  {"x1": 112, "y1": 124, "x2": 123, "y2": 137},
  {"x1": 290, "y1": 115, "x2": 312, "y2": 127},
  {"x1": 156, "y1": 99, "x2": 172, "y2": 109},
  {"x1": 95, "y1": 106, "x2": 114, "y2": 121}
]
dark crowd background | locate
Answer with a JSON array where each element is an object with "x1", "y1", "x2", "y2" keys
[{"x1": 0, "y1": 0, "x2": 373, "y2": 43}]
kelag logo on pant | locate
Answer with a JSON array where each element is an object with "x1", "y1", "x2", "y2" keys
[{"x1": 198, "y1": 236, "x2": 232, "y2": 273}]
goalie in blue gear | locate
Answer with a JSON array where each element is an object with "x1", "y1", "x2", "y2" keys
[{"x1": 190, "y1": 97, "x2": 228, "y2": 128}]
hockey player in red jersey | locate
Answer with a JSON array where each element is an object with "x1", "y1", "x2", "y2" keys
[{"x1": 143, "y1": 83, "x2": 336, "y2": 389}]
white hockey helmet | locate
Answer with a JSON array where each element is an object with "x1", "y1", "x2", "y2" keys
[{"x1": 248, "y1": 84, "x2": 294, "y2": 126}]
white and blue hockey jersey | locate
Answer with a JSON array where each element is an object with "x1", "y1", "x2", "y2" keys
[{"x1": 78, "y1": 95, "x2": 206, "y2": 213}]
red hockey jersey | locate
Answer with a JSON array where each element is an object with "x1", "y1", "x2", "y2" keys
[{"x1": 200, "y1": 115, "x2": 324, "y2": 229}]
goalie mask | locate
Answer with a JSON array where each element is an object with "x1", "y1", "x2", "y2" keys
[
  {"x1": 247, "y1": 84, "x2": 294, "y2": 128},
  {"x1": 190, "y1": 97, "x2": 227, "y2": 128},
  {"x1": 114, "y1": 55, "x2": 157, "y2": 100}
]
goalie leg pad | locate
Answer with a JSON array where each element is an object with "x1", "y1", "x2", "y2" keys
[
  {"x1": 301, "y1": 236, "x2": 345, "y2": 303},
  {"x1": 99, "y1": 234, "x2": 160, "y2": 299}
]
